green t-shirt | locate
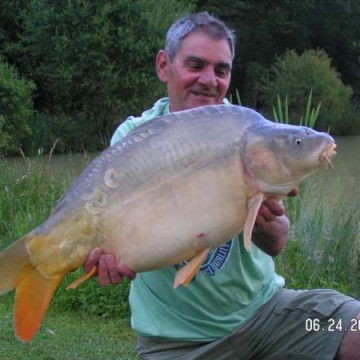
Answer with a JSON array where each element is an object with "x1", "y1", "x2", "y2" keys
[{"x1": 111, "y1": 98, "x2": 285, "y2": 342}]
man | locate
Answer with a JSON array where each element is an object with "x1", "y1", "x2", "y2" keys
[{"x1": 85, "y1": 12, "x2": 360, "y2": 359}]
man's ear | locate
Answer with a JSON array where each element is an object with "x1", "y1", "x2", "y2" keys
[{"x1": 156, "y1": 50, "x2": 169, "y2": 83}]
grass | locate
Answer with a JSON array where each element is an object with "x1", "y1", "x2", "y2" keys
[
  {"x1": 0, "y1": 295, "x2": 138, "y2": 359},
  {"x1": 278, "y1": 175, "x2": 360, "y2": 298}
]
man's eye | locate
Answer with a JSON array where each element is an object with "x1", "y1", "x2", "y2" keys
[
  {"x1": 216, "y1": 68, "x2": 229, "y2": 77},
  {"x1": 188, "y1": 63, "x2": 203, "y2": 70}
]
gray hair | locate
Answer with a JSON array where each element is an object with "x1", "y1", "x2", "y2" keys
[{"x1": 165, "y1": 12, "x2": 236, "y2": 62}]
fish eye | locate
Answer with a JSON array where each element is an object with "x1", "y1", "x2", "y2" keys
[{"x1": 294, "y1": 138, "x2": 302, "y2": 145}]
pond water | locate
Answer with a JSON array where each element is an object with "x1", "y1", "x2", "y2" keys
[
  {"x1": 1, "y1": 152, "x2": 96, "y2": 182},
  {"x1": 323, "y1": 136, "x2": 360, "y2": 203},
  {"x1": 331, "y1": 136, "x2": 359, "y2": 185}
]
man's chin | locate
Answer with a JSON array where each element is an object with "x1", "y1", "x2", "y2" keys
[{"x1": 188, "y1": 97, "x2": 218, "y2": 109}]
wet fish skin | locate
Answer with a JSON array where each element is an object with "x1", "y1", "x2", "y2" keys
[{"x1": 0, "y1": 104, "x2": 336, "y2": 342}]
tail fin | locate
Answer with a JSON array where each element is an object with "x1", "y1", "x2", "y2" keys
[
  {"x1": 0, "y1": 237, "x2": 30, "y2": 296},
  {"x1": 0, "y1": 235, "x2": 63, "y2": 342}
]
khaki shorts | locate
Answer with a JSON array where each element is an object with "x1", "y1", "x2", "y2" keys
[{"x1": 136, "y1": 289, "x2": 360, "y2": 360}]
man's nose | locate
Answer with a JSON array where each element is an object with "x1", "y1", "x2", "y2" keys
[{"x1": 198, "y1": 67, "x2": 217, "y2": 87}]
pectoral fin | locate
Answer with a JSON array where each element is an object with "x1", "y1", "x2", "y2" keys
[
  {"x1": 244, "y1": 193, "x2": 264, "y2": 251},
  {"x1": 173, "y1": 248, "x2": 210, "y2": 288},
  {"x1": 66, "y1": 266, "x2": 98, "y2": 290}
]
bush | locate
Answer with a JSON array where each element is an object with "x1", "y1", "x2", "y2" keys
[
  {"x1": 333, "y1": 104, "x2": 360, "y2": 135},
  {"x1": 0, "y1": 58, "x2": 35, "y2": 155},
  {"x1": 261, "y1": 49, "x2": 353, "y2": 133}
]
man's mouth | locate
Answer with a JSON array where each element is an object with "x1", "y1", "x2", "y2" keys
[{"x1": 191, "y1": 90, "x2": 216, "y2": 97}]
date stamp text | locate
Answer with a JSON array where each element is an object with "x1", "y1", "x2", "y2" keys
[{"x1": 305, "y1": 318, "x2": 360, "y2": 332}]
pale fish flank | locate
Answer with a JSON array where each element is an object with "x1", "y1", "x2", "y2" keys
[{"x1": 0, "y1": 104, "x2": 336, "y2": 342}]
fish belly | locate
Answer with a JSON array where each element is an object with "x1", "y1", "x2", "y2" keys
[{"x1": 104, "y1": 161, "x2": 248, "y2": 272}]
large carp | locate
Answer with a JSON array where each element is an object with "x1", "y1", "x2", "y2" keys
[{"x1": 0, "y1": 105, "x2": 336, "y2": 342}]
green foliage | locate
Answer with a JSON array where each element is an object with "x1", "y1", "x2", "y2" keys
[
  {"x1": 240, "y1": 61, "x2": 268, "y2": 109},
  {"x1": 0, "y1": 158, "x2": 69, "y2": 244},
  {"x1": 21, "y1": 112, "x2": 56, "y2": 156},
  {"x1": 332, "y1": 103, "x2": 360, "y2": 136},
  {"x1": 279, "y1": 176, "x2": 360, "y2": 298},
  {"x1": 0, "y1": 1, "x2": 26, "y2": 54},
  {"x1": 0, "y1": 58, "x2": 35, "y2": 155},
  {"x1": 261, "y1": 49, "x2": 353, "y2": 132},
  {"x1": 5, "y1": 0, "x2": 194, "y2": 152}
]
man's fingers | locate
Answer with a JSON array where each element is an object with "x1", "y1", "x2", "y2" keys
[
  {"x1": 98, "y1": 256, "x2": 111, "y2": 286},
  {"x1": 98, "y1": 254, "x2": 122, "y2": 286},
  {"x1": 105, "y1": 254, "x2": 123, "y2": 284},
  {"x1": 117, "y1": 262, "x2": 136, "y2": 280},
  {"x1": 287, "y1": 188, "x2": 299, "y2": 197},
  {"x1": 259, "y1": 199, "x2": 285, "y2": 219},
  {"x1": 85, "y1": 248, "x2": 136, "y2": 286},
  {"x1": 258, "y1": 206, "x2": 277, "y2": 223},
  {"x1": 255, "y1": 214, "x2": 267, "y2": 228},
  {"x1": 84, "y1": 247, "x2": 104, "y2": 273}
]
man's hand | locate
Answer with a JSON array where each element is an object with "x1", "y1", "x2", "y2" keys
[
  {"x1": 252, "y1": 189, "x2": 298, "y2": 256},
  {"x1": 84, "y1": 248, "x2": 136, "y2": 286}
]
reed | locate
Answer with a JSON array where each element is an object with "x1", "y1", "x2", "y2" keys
[{"x1": 273, "y1": 89, "x2": 321, "y2": 128}]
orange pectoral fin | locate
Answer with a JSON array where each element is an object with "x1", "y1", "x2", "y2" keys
[
  {"x1": 243, "y1": 193, "x2": 264, "y2": 251},
  {"x1": 173, "y1": 248, "x2": 210, "y2": 288},
  {"x1": 14, "y1": 265, "x2": 63, "y2": 342},
  {"x1": 66, "y1": 266, "x2": 98, "y2": 290}
]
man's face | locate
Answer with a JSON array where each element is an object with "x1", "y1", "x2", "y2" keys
[{"x1": 156, "y1": 31, "x2": 232, "y2": 112}]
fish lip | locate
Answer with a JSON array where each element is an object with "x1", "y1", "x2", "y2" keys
[
  {"x1": 327, "y1": 141, "x2": 337, "y2": 158},
  {"x1": 319, "y1": 141, "x2": 337, "y2": 168}
]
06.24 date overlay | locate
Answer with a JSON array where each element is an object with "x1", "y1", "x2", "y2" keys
[{"x1": 305, "y1": 318, "x2": 360, "y2": 332}]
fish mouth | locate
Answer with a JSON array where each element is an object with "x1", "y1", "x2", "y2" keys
[{"x1": 319, "y1": 141, "x2": 337, "y2": 168}]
